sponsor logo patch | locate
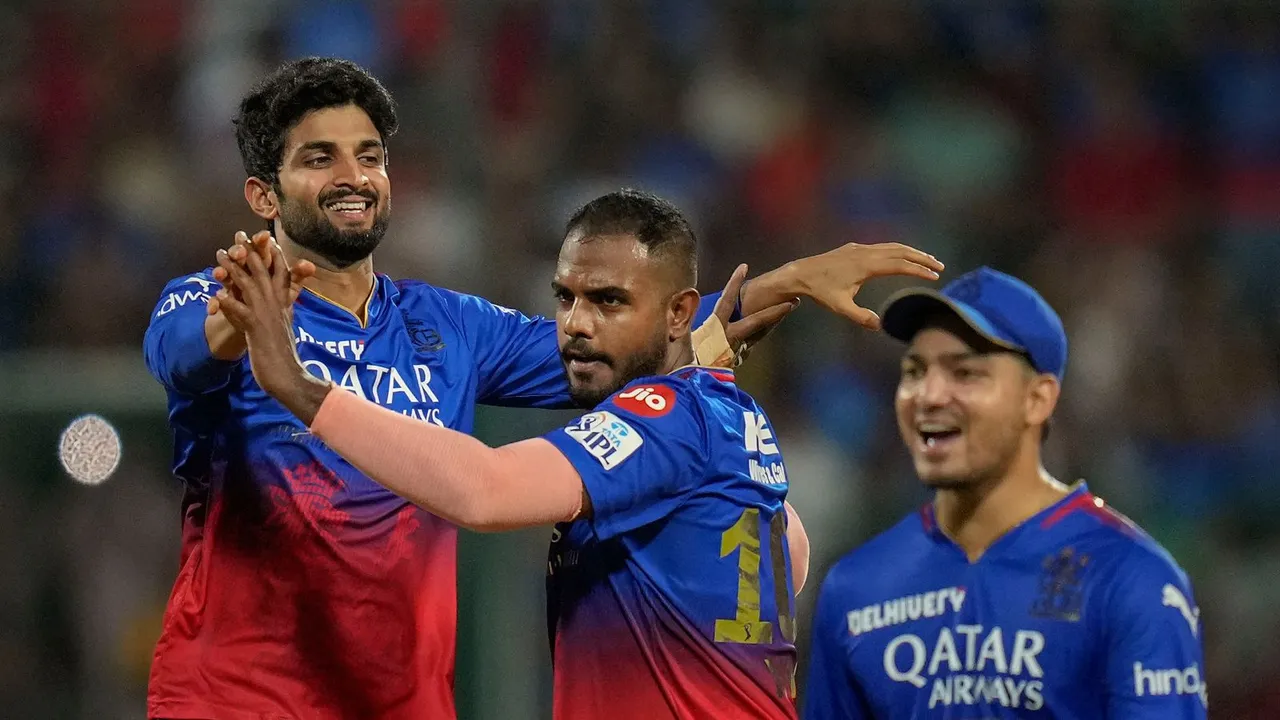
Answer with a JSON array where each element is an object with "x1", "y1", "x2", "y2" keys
[{"x1": 564, "y1": 411, "x2": 643, "y2": 469}]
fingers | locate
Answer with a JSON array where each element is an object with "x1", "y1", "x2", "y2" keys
[
  {"x1": 213, "y1": 231, "x2": 282, "y2": 319},
  {"x1": 213, "y1": 286, "x2": 252, "y2": 330},
  {"x1": 270, "y1": 242, "x2": 291, "y2": 297},
  {"x1": 228, "y1": 235, "x2": 251, "y2": 264},
  {"x1": 251, "y1": 230, "x2": 274, "y2": 269},
  {"x1": 242, "y1": 244, "x2": 278, "y2": 301},
  {"x1": 727, "y1": 299, "x2": 798, "y2": 348},
  {"x1": 882, "y1": 243, "x2": 944, "y2": 274},
  {"x1": 287, "y1": 259, "x2": 316, "y2": 304},
  {"x1": 290, "y1": 259, "x2": 316, "y2": 285},
  {"x1": 216, "y1": 249, "x2": 259, "y2": 305},
  {"x1": 227, "y1": 231, "x2": 274, "y2": 268},
  {"x1": 835, "y1": 299, "x2": 881, "y2": 331},
  {"x1": 867, "y1": 256, "x2": 944, "y2": 282},
  {"x1": 835, "y1": 242, "x2": 943, "y2": 281},
  {"x1": 712, "y1": 264, "x2": 749, "y2": 324}
]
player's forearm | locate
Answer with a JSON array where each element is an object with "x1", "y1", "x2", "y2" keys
[
  {"x1": 205, "y1": 311, "x2": 249, "y2": 361},
  {"x1": 309, "y1": 389, "x2": 584, "y2": 531},
  {"x1": 785, "y1": 501, "x2": 810, "y2": 594}
]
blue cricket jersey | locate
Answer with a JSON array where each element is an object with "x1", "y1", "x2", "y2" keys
[
  {"x1": 543, "y1": 367, "x2": 800, "y2": 719},
  {"x1": 804, "y1": 484, "x2": 1207, "y2": 720},
  {"x1": 142, "y1": 267, "x2": 725, "y2": 719}
]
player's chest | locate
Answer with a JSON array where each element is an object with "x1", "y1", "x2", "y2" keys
[
  {"x1": 284, "y1": 309, "x2": 473, "y2": 423},
  {"x1": 847, "y1": 552, "x2": 1101, "y2": 715}
]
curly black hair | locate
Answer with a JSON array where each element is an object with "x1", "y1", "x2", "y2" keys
[
  {"x1": 233, "y1": 57, "x2": 398, "y2": 187},
  {"x1": 564, "y1": 189, "x2": 698, "y2": 287}
]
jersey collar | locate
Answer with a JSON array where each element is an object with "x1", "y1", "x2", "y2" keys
[
  {"x1": 298, "y1": 273, "x2": 394, "y2": 329},
  {"x1": 919, "y1": 481, "x2": 1093, "y2": 558},
  {"x1": 671, "y1": 365, "x2": 736, "y2": 384}
]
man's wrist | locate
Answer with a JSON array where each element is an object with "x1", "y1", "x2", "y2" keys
[
  {"x1": 205, "y1": 313, "x2": 248, "y2": 361},
  {"x1": 274, "y1": 372, "x2": 334, "y2": 427},
  {"x1": 743, "y1": 259, "x2": 809, "y2": 314}
]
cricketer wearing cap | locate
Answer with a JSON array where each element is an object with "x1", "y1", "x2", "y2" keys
[{"x1": 803, "y1": 267, "x2": 1207, "y2": 719}]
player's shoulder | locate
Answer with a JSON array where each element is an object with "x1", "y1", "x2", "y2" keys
[
  {"x1": 821, "y1": 511, "x2": 933, "y2": 597},
  {"x1": 150, "y1": 268, "x2": 220, "y2": 320},
  {"x1": 604, "y1": 373, "x2": 708, "y2": 425},
  {"x1": 391, "y1": 277, "x2": 453, "y2": 309},
  {"x1": 158, "y1": 268, "x2": 218, "y2": 292},
  {"x1": 1056, "y1": 489, "x2": 1184, "y2": 566},
  {"x1": 396, "y1": 278, "x2": 527, "y2": 319},
  {"x1": 1049, "y1": 489, "x2": 1194, "y2": 594},
  {"x1": 668, "y1": 365, "x2": 760, "y2": 415},
  {"x1": 1077, "y1": 520, "x2": 1199, "y2": 636},
  {"x1": 1096, "y1": 525, "x2": 1193, "y2": 593}
]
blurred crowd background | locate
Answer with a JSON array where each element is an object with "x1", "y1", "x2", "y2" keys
[{"x1": 1, "y1": 0, "x2": 1278, "y2": 717}]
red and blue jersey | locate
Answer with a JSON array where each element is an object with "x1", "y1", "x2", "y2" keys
[
  {"x1": 804, "y1": 484, "x2": 1207, "y2": 720},
  {"x1": 142, "y1": 270, "x2": 728, "y2": 719},
  {"x1": 543, "y1": 368, "x2": 799, "y2": 720}
]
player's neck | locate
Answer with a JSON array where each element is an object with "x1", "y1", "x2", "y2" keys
[
  {"x1": 662, "y1": 340, "x2": 697, "y2": 375},
  {"x1": 278, "y1": 233, "x2": 376, "y2": 318},
  {"x1": 933, "y1": 447, "x2": 1070, "y2": 563}
]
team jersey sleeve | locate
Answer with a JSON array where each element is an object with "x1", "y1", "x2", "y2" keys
[
  {"x1": 143, "y1": 270, "x2": 238, "y2": 395},
  {"x1": 541, "y1": 380, "x2": 708, "y2": 540},
  {"x1": 442, "y1": 290, "x2": 570, "y2": 408},
  {"x1": 1102, "y1": 549, "x2": 1208, "y2": 719},
  {"x1": 446, "y1": 289, "x2": 729, "y2": 410},
  {"x1": 803, "y1": 571, "x2": 872, "y2": 720}
]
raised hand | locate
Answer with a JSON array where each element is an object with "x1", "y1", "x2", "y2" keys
[
  {"x1": 782, "y1": 242, "x2": 944, "y2": 330},
  {"x1": 213, "y1": 241, "x2": 329, "y2": 422},
  {"x1": 207, "y1": 230, "x2": 315, "y2": 317},
  {"x1": 695, "y1": 264, "x2": 797, "y2": 367}
]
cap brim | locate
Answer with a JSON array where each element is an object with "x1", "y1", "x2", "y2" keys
[{"x1": 879, "y1": 288, "x2": 1025, "y2": 353}]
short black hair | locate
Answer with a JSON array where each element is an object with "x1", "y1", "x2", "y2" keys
[
  {"x1": 564, "y1": 189, "x2": 698, "y2": 288},
  {"x1": 234, "y1": 57, "x2": 398, "y2": 187}
]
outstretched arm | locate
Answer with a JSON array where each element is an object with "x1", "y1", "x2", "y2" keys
[
  {"x1": 312, "y1": 389, "x2": 588, "y2": 531},
  {"x1": 695, "y1": 242, "x2": 943, "y2": 367}
]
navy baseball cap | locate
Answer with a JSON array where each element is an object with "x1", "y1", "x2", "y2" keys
[{"x1": 880, "y1": 266, "x2": 1068, "y2": 381}]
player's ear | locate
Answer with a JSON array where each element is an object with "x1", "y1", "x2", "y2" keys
[
  {"x1": 245, "y1": 177, "x2": 280, "y2": 222},
  {"x1": 668, "y1": 288, "x2": 700, "y2": 341},
  {"x1": 1024, "y1": 372, "x2": 1059, "y2": 429}
]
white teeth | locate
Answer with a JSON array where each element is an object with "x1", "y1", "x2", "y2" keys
[
  {"x1": 919, "y1": 423, "x2": 956, "y2": 433},
  {"x1": 327, "y1": 201, "x2": 367, "y2": 211}
]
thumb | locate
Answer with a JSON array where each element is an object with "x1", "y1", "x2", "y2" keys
[
  {"x1": 287, "y1": 260, "x2": 316, "y2": 304},
  {"x1": 833, "y1": 297, "x2": 880, "y2": 330},
  {"x1": 712, "y1": 264, "x2": 749, "y2": 324}
]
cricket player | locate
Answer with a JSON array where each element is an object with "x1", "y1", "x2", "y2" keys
[{"x1": 803, "y1": 267, "x2": 1207, "y2": 719}]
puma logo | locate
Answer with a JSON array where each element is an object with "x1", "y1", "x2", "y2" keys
[{"x1": 1162, "y1": 584, "x2": 1200, "y2": 636}]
